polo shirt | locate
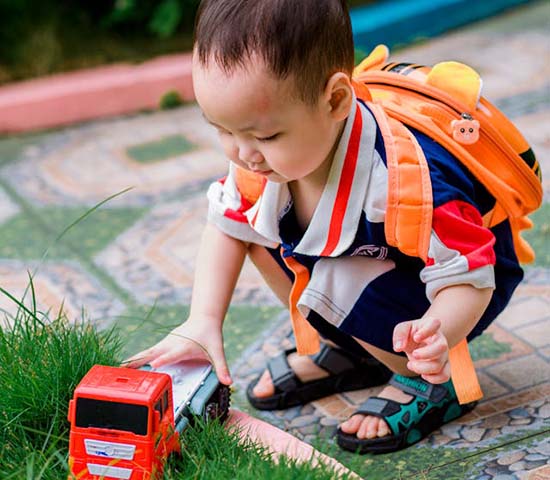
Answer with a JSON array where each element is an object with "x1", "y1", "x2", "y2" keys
[{"x1": 206, "y1": 99, "x2": 523, "y2": 351}]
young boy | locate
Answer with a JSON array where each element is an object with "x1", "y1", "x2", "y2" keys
[{"x1": 127, "y1": 0, "x2": 524, "y2": 453}]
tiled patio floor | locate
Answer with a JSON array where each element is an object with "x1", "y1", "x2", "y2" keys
[{"x1": 0, "y1": 2, "x2": 548, "y2": 479}]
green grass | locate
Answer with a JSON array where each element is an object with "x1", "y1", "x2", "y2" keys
[
  {"x1": 0, "y1": 285, "x2": 351, "y2": 480},
  {"x1": 165, "y1": 420, "x2": 350, "y2": 480},
  {"x1": 0, "y1": 284, "x2": 122, "y2": 480}
]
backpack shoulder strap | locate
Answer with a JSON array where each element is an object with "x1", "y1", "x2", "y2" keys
[{"x1": 365, "y1": 101, "x2": 433, "y2": 262}]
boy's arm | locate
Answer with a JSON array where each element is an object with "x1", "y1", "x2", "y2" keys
[
  {"x1": 395, "y1": 197, "x2": 497, "y2": 382},
  {"x1": 425, "y1": 283, "x2": 492, "y2": 348},
  {"x1": 189, "y1": 222, "x2": 248, "y2": 325},
  {"x1": 125, "y1": 222, "x2": 247, "y2": 385}
]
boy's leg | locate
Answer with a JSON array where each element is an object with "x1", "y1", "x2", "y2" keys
[
  {"x1": 247, "y1": 244, "x2": 388, "y2": 401},
  {"x1": 247, "y1": 244, "x2": 330, "y2": 395},
  {"x1": 278, "y1": 254, "x2": 475, "y2": 450},
  {"x1": 338, "y1": 339, "x2": 420, "y2": 440},
  {"x1": 248, "y1": 243, "x2": 423, "y2": 439}
]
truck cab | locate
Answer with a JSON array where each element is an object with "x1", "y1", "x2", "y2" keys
[{"x1": 68, "y1": 361, "x2": 229, "y2": 480}]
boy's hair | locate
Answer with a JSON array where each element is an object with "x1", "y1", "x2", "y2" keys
[{"x1": 194, "y1": 0, "x2": 354, "y2": 104}]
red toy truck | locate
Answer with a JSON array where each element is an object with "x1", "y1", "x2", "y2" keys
[{"x1": 67, "y1": 361, "x2": 230, "y2": 480}]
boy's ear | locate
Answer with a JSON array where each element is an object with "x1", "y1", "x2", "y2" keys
[{"x1": 323, "y1": 72, "x2": 353, "y2": 121}]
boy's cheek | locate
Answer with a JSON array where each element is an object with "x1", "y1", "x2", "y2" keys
[{"x1": 222, "y1": 143, "x2": 239, "y2": 162}]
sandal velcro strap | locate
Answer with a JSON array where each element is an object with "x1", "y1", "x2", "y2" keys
[
  {"x1": 310, "y1": 343, "x2": 356, "y2": 375},
  {"x1": 390, "y1": 374, "x2": 449, "y2": 403},
  {"x1": 267, "y1": 349, "x2": 300, "y2": 392},
  {"x1": 355, "y1": 397, "x2": 402, "y2": 419}
]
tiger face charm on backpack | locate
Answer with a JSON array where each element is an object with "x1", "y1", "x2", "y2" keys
[{"x1": 451, "y1": 113, "x2": 480, "y2": 145}]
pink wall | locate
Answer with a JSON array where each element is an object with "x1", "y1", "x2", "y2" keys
[{"x1": 0, "y1": 53, "x2": 194, "y2": 133}]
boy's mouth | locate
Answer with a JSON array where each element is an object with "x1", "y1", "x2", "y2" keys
[{"x1": 250, "y1": 168, "x2": 273, "y2": 176}]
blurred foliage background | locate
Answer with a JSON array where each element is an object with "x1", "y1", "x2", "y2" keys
[
  {"x1": 0, "y1": 0, "x2": 374, "y2": 84},
  {"x1": 0, "y1": 0, "x2": 199, "y2": 84}
]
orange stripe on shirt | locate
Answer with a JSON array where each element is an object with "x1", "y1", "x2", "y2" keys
[{"x1": 320, "y1": 107, "x2": 363, "y2": 256}]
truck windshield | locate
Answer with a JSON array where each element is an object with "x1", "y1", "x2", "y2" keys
[{"x1": 75, "y1": 398, "x2": 148, "y2": 436}]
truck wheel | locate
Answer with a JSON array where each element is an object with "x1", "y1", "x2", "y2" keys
[{"x1": 204, "y1": 384, "x2": 231, "y2": 423}]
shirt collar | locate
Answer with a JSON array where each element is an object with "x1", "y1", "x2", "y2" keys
[{"x1": 246, "y1": 98, "x2": 378, "y2": 256}]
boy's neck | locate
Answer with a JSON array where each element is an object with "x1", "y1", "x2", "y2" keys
[
  {"x1": 290, "y1": 118, "x2": 346, "y2": 191},
  {"x1": 288, "y1": 119, "x2": 346, "y2": 230}
]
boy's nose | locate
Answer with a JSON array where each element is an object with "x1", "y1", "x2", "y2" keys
[{"x1": 238, "y1": 143, "x2": 261, "y2": 164}]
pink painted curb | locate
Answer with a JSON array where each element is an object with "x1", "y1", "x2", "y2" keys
[
  {"x1": 0, "y1": 53, "x2": 194, "y2": 134},
  {"x1": 226, "y1": 409, "x2": 360, "y2": 479}
]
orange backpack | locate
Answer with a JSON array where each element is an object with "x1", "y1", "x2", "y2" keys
[
  {"x1": 352, "y1": 45, "x2": 542, "y2": 265},
  {"x1": 235, "y1": 46, "x2": 542, "y2": 404}
]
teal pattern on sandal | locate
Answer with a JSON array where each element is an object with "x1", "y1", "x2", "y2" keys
[{"x1": 335, "y1": 374, "x2": 476, "y2": 454}]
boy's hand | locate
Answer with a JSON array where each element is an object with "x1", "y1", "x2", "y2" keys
[
  {"x1": 393, "y1": 317, "x2": 450, "y2": 384},
  {"x1": 123, "y1": 321, "x2": 232, "y2": 386}
]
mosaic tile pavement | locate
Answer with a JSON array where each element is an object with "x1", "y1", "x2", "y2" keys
[{"x1": 0, "y1": 2, "x2": 548, "y2": 479}]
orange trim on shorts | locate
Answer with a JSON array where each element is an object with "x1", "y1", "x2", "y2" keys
[{"x1": 281, "y1": 251, "x2": 321, "y2": 356}]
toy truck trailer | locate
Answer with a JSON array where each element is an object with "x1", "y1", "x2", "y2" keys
[{"x1": 67, "y1": 361, "x2": 230, "y2": 480}]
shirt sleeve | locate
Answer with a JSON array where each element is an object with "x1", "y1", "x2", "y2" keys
[
  {"x1": 420, "y1": 199, "x2": 496, "y2": 302},
  {"x1": 206, "y1": 163, "x2": 277, "y2": 246}
]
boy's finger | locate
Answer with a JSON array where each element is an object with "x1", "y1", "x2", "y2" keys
[
  {"x1": 149, "y1": 351, "x2": 182, "y2": 369},
  {"x1": 411, "y1": 340, "x2": 447, "y2": 360},
  {"x1": 393, "y1": 321, "x2": 413, "y2": 352},
  {"x1": 407, "y1": 359, "x2": 447, "y2": 375},
  {"x1": 149, "y1": 342, "x2": 197, "y2": 369},
  {"x1": 122, "y1": 347, "x2": 156, "y2": 368},
  {"x1": 421, "y1": 363, "x2": 451, "y2": 384},
  {"x1": 412, "y1": 317, "x2": 441, "y2": 343},
  {"x1": 210, "y1": 347, "x2": 232, "y2": 386}
]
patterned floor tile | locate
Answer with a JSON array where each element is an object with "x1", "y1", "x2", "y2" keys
[
  {"x1": 1, "y1": 107, "x2": 228, "y2": 207},
  {"x1": 496, "y1": 294, "x2": 550, "y2": 330},
  {"x1": 95, "y1": 197, "x2": 279, "y2": 305},
  {"x1": 0, "y1": 259, "x2": 124, "y2": 329},
  {"x1": 0, "y1": 186, "x2": 19, "y2": 224},
  {"x1": 395, "y1": 2, "x2": 550, "y2": 100},
  {"x1": 126, "y1": 134, "x2": 196, "y2": 163},
  {"x1": 514, "y1": 321, "x2": 550, "y2": 349},
  {"x1": 471, "y1": 324, "x2": 533, "y2": 369},
  {"x1": 484, "y1": 355, "x2": 550, "y2": 391},
  {"x1": 475, "y1": 371, "x2": 512, "y2": 399},
  {"x1": 527, "y1": 464, "x2": 550, "y2": 480}
]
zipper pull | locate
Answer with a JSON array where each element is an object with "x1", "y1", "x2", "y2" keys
[{"x1": 451, "y1": 112, "x2": 480, "y2": 145}]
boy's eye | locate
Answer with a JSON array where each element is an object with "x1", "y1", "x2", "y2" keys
[{"x1": 257, "y1": 133, "x2": 280, "y2": 142}]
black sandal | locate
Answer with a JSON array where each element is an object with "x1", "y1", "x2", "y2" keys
[
  {"x1": 246, "y1": 343, "x2": 391, "y2": 410},
  {"x1": 336, "y1": 374, "x2": 477, "y2": 454}
]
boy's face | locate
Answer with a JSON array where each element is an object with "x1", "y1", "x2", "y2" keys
[{"x1": 193, "y1": 55, "x2": 343, "y2": 184}]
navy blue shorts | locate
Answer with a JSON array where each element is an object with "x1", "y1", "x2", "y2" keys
[{"x1": 266, "y1": 232, "x2": 522, "y2": 355}]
